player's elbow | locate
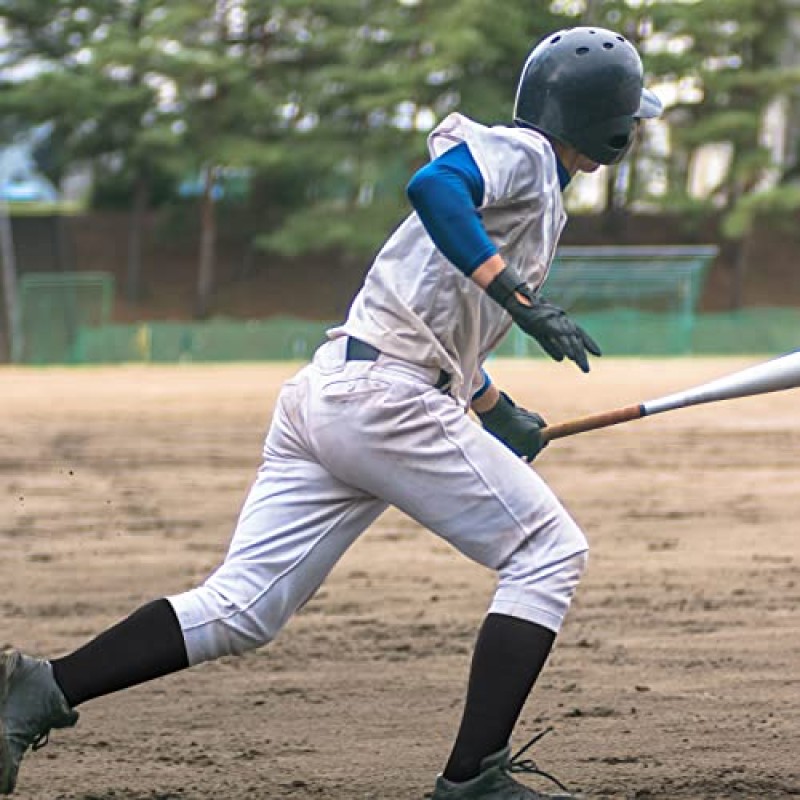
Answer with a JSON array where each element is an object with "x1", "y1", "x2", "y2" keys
[{"x1": 406, "y1": 165, "x2": 437, "y2": 211}]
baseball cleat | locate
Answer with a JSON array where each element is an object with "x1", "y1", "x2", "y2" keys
[
  {"x1": 0, "y1": 650, "x2": 79, "y2": 795},
  {"x1": 430, "y1": 733, "x2": 577, "y2": 799}
]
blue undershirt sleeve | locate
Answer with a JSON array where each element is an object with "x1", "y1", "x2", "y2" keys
[{"x1": 406, "y1": 142, "x2": 499, "y2": 276}]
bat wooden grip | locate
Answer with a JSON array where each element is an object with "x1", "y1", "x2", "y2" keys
[{"x1": 541, "y1": 403, "x2": 644, "y2": 443}]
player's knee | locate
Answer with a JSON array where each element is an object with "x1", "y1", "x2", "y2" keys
[
  {"x1": 213, "y1": 601, "x2": 278, "y2": 656},
  {"x1": 171, "y1": 583, "x2": 287, "y2": 664},
  {"x1": 491, "y1": 522, "x2": 589, "y2": 633}
]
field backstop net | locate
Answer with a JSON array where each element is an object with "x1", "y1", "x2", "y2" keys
[
  {"x1": 19, "y1": 272, "x2": 113, "y2": 364},
  {"x1": 527, "y1": 245, "x2": 716, "y2": 356}
]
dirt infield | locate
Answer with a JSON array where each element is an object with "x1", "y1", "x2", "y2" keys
[{"x1": 1, "y1": 358, "x2": 798, "y2": 800}]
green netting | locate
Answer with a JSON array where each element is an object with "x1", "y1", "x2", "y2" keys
[
  {"x1": 495, "y1": 309, "x2": 697, "y2": 357},
  {"x1": 19, "y1": 272, "x2": 113, "y2": 364},
  {"x1": 72, "y1": 317, "x2": 331, "y2": 364},
  {"x1": 547, "y1": 245, "x2": 716, "y2": 315},
  {"x1": 498, "y1": 309, "x2": 800, "y2": 358},
  {"x1": 67, "y1": 308, "x2": 800, "y2": 364},
  {"x1": 691, "y1": 309, "x2": 800, "y2": 355}
]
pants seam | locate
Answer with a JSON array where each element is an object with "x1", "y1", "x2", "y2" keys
[
  {"x1": 421, "y1": 393, "x2": 530, "y2": 560},
  {"x1": 177, "y1": 498, "x2": 373, "y2": 635}
]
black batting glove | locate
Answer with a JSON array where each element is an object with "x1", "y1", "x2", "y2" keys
[
  {"x1": 486, "y1": 267, "x2": 602, "y2": 373},
  {"x1": 477, "y1": 391, "x2": 547, "y2": 463}
]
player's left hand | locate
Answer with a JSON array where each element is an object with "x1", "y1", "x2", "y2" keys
[
  {"x1": 483, "y1": 265, "x2": 602, "y2": 373},
  {"x1": 477, "y1": 390, "x2": 547, "y2": 462},
  {"x1": 507, "y1": 293, "x2": 602, "y2": 373}
]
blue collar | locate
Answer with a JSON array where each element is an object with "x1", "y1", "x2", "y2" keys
[{"x1": 555, "y1": 156, "x2": 571, "y2": 191}]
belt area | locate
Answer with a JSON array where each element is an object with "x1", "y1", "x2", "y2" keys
[{"x1": 345, "y1": 336, "x2": 452, "y2": 392}]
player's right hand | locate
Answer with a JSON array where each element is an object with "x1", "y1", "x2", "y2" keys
[
  {"x1": 507, "y1": 291, "x2": 602, "y2": 373},
  {"x1": 477, "y1": 390, "x2": 547, "y2": 462}
]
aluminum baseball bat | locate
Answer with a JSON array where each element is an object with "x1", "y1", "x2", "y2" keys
[{"x1": 540, "y1": 350, "x2": 800, "y2": 443}]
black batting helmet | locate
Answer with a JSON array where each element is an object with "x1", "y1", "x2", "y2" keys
[{"x1": 513, "y1": 27, "x2": 662, "y2": 165}]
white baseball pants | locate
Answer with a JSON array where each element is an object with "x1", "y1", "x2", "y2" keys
[{"x1": 169, "y1": 338, "x2": 588, "y2": 665}]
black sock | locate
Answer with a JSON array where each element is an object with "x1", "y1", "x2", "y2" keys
[
  {"x1": 443, "y1": 613, "x2": 556, "y2": 783},
  {"x1": 51, "y1": 598, "x2": 189, "y2": 708}
]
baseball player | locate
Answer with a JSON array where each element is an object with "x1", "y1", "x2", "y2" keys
[{"x1": 0, "y1": 27, "x2": 661, "y2": 799}]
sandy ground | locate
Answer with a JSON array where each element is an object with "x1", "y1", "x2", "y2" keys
[{"x1": 1, "y1": 358, "x2": 798, "y2": 800}]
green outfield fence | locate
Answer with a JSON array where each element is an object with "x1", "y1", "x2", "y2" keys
[
  {"x1": 60, "y1": 308, "x2": 800, "y2": 365},
  {"x1": 72, "y1": 317, "x2": 332, "y2": 364},
  {"x1": 13, "y1": 248, "x2": 800, "y2": 363}
]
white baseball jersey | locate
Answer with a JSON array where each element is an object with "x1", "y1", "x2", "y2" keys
[{"x1": 329, "y1": 112, "x2": 567, "y2": 405}]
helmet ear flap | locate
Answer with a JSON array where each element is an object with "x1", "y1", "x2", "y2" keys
[
  {"x1": 571, "y1": 114, "x2": 637, "y2": 165},
  {"x1": 605, "y1": 118, "x2": 642, "y2": 164},
  {"x1": 608, "y1": 134, "x2": 631, "y2": 150},
  {"x1": 617, "y1": 118, "x2": 646, "y2": 162},
  {"x1": 608, "y1": 134, "x2": 634, "y2": 165}
]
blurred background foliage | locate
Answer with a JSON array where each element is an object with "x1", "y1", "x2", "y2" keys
[{"x1": 3, "y1": 0, "x2": 800, "y2": 314}]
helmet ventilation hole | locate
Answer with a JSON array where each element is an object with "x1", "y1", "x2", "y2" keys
[
  {"x1": 550, "y1": 35, "x2": 561, "y2": 44},
  {"x1": 576, "y1": 46, "x2": 590, "y2": 55},
  {"x1": 603, "y1": 42, "x2": 614, "y2": 49}
]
